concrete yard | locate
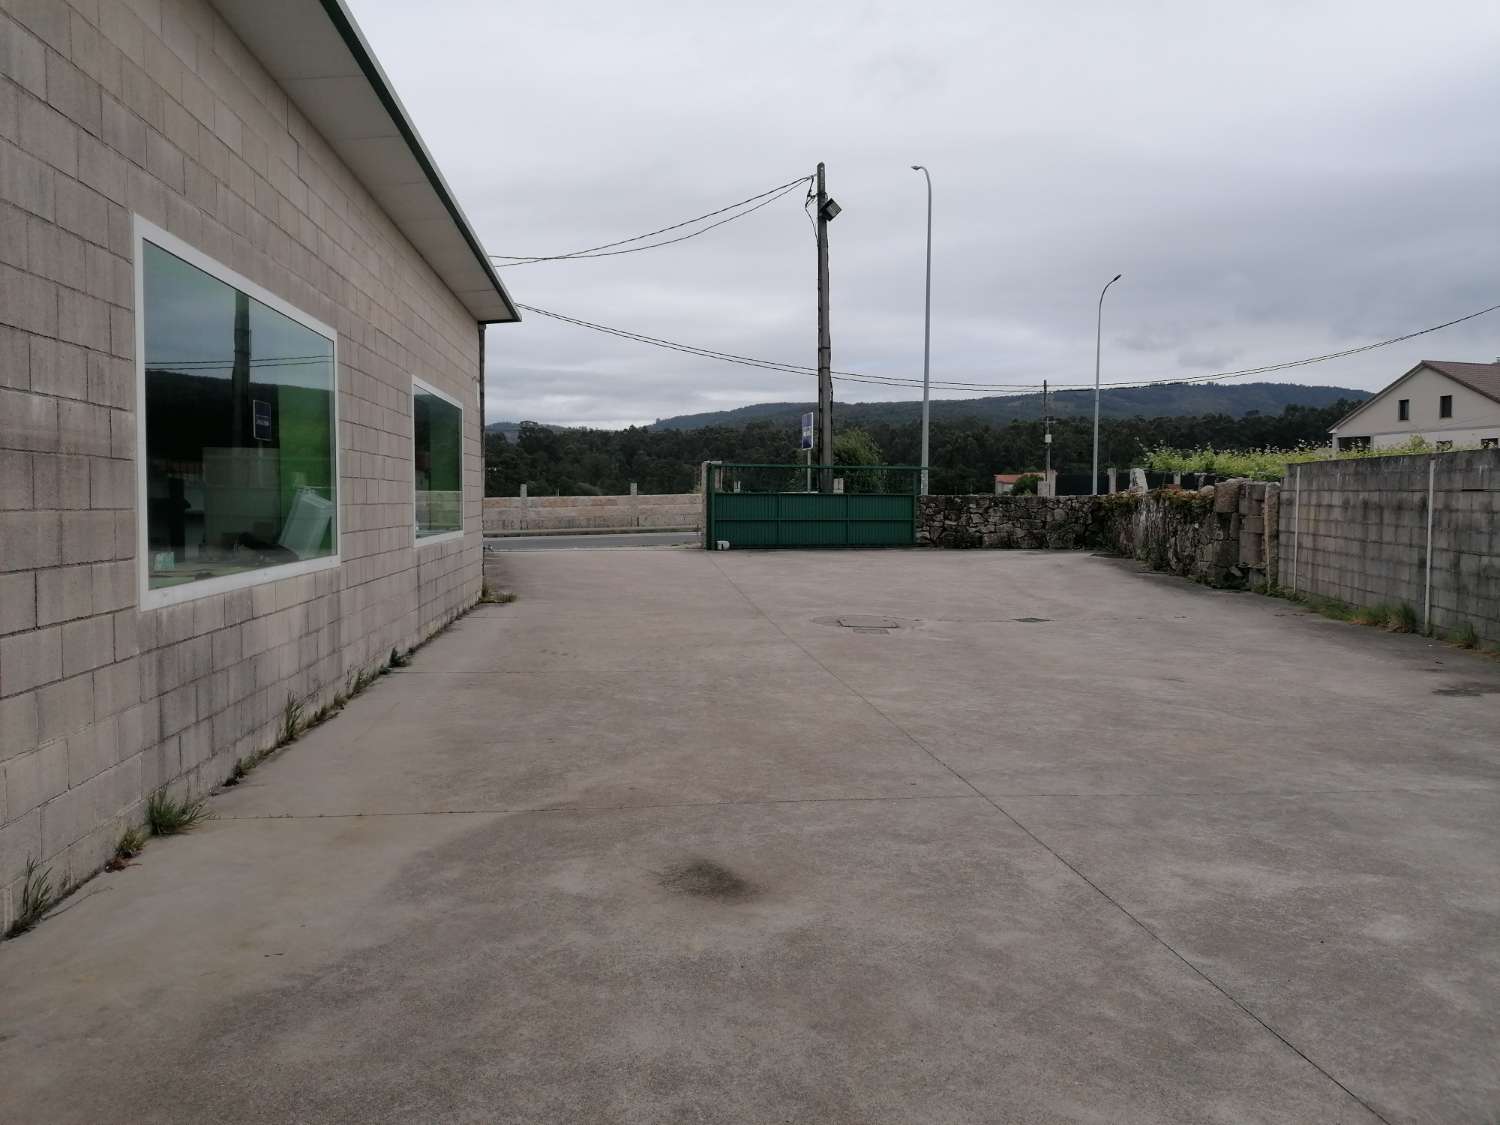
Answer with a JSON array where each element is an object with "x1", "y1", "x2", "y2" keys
[{"x1": 2, "y1": 548, "x2": 1497, "y2": 1124}]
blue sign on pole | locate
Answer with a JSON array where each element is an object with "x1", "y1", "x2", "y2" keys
[{"x1": 800, "y1": 411, "x2": 815, "y2": 451}]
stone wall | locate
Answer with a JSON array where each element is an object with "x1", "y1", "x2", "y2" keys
[
  {"x1": 1102, "y1": 481, "x2": 1280, "y2": 590},
  {"x1": 919, "y1": 483, "x2": 1278, "y2": 589},
  {"x1": 0, "y1": 0, "x2": 485, "y2": 926},
  {"x1": 1280, "y1": 450, "x2": 1500, "y2": 644},
  {"x1": 483, "y1": 493, "x2": 700, "y2": 533}
]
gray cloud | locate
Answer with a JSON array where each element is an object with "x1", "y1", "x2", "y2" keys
[{"x1": 352, "y1": 0, "x2": 1500, "y2": 428}]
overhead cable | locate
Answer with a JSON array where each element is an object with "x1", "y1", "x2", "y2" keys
[
  {"x1": 516, "y1": 301, "x2": 1500, "y2": 395},
  {"x1": 489, "y1": 175, "x2": 813, "y2": 265}
]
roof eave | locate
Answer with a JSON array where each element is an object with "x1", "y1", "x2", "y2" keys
[{"x1": 314, "y1": 0, "x2": 518, "y2": 324}]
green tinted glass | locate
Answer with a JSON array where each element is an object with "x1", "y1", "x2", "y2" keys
[
  {"x1": 414, "y1": 385, "x2": 462, "y2": 536},
  {"x1": 142, "y1": 241, "x2": 337, "y2": 592}
]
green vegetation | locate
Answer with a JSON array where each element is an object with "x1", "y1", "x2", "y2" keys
[
  {"x1": 279, "y1": 693, "x2": 304, "y2": 745},
  {"x1": 479, "y1": 583, "x2": 517, "y2": 604},
  {"x1": 5, "y1": 857, "x2": 55, "y2": 938},
  {"x1": 1143, "y1": 434, "x2": 1445, "y2": 481},
  {"x1": 487, "y1": 400, "x2": 1361, "y2": 497},
  {"x1": 146, "y1": 789, "x2": 210, "y2": 836},
  {"x1": 1011, "y1": 473, "x2": 1041, "y2": 495},
  {"x1": 1451, "y1": 622, "x2": 1480, "y2": 649},
  {"x1": 116, "y1": 825, "x2": 147, "y2": 859}
]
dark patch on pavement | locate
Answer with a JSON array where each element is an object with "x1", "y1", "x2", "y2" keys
[
  {"x1": 1013, "y1": 617, "x2": 1051, "y2": 623},
  {"x1": 1431, "y1": 682, "x2": 1500, "y2": 697},
  {"x1": 657, "y1": 859, "x2": 757, "y2": 901}
]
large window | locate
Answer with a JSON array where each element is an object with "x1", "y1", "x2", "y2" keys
[
  {"x1": 137, "y1": 221, "x2": 338, "y2": 606},
  {"x1": 413, "y1": 379, "x2": 462, "y2": 540}
]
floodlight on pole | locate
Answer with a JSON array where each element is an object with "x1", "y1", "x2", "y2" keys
[
  {"x1": 911, "y1": 164, "x2": 932, "y2": 496},
  {"x1": 1092, "y1": 273, "x2": 1122, "y2": 496}
]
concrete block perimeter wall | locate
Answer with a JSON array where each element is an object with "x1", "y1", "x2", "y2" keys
[
  {"x1": 483, "y1": 493, "x2": 700, "y2": 533},
  {"x1": 1280, "y1": 450, "x2": 1499, "y2": 645}
]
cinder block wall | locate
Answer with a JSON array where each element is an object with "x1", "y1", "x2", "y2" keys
[
  {"x1": 1279, "y1": 451, "x2": 1500, "y2": 644},
  {"x1": 0, "y1": 0, "x2": 484, "y2": 925},
  {"x1": 483, "y1": 494, "x2": 701, "y2": 533}
]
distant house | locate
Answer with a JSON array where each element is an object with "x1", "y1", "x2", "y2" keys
[
  {"x1": 994, "y1": 473, "x2": 1040, "y2": 495},
  {"x1": 1328, "y1": 361, "x2": 1500, "y2": 451}
]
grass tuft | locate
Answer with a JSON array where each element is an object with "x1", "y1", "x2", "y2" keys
[
  {"x1": 1387, "y1": 603, "x2": 1419, "y2": 634},
  {"x1": 389, "y1": 647, "x2": 411, "y2": 668},
  {"x1": 5, "y1": 857, "x2": 55, "y2": 938},
  {"x1": 117, "y1": 825, "x2": 147, "y2": 858},
  {"x1": 146, "y1": 789, "x2": 210, "y2": 836},
  {"x1": 279, "y1": 693, "x2": 304, "y2": 746},
  {"x1": 1451, "y1": 621, "x2": 1480, "y2": 649},
  {"x1": 479, "y1": 583, "x2": 516, "y2": 605}
]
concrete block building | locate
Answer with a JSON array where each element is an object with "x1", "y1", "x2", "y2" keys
[{"x1": 0, "y1": 0, "x2": 517, "y2": 925}]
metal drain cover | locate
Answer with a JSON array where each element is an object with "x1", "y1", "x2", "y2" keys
[{"x1": 837, "y1": 615, "x2": 901, "y2": 630}]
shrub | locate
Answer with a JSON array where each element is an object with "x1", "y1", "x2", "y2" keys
[{"x1": 1011, "y1": 473, "x2": 1041, "y2": 496}]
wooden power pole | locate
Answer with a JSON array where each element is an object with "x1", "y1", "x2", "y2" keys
[{"x1": 814, "y1": 162, "x2": 839, "y2": 491}]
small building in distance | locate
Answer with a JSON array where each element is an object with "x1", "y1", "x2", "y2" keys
[{"x1": 1328, "y1": 361, "x2": 1500, "y2": 451}]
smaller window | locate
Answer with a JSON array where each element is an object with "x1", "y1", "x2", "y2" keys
[
  {"x1": 413, "y1": 379, "x2": 463, "y2": 541},
  {"x1": 1337, "y1": 435, "x2": 1371, "y2": 451},
  {"x1": 1435, "y1": 440, "x2": 1453, "y2": 452},
  {"x1": 1397, "y1": 398, "x2": 1409, "y2": 421},
  {"x1": 1439, "y1": 394, "x2": 1453, "y2": 418},
  {"x1": 1481, "y1": 437, "x2": 1498, "y2": 449}
]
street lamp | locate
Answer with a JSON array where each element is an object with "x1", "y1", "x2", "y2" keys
[
  {"x1": 1092, "y1": 273, "x2": 1122, "y2": 495},
  {"x1": 911, "y1": 165, "x2": 932, "y2": 496}
]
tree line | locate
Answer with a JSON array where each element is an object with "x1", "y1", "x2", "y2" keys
[{"x1": 484, "y1": 400, "x2": 1358, "y2": 497}]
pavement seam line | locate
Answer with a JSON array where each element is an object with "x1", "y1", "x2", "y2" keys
[
  {"x1": 211, "y1": 793, "x2": 986, "y2": 820},
  {"x1": 707, "y1": 555, "x2": 1393, "y2": 1125}
]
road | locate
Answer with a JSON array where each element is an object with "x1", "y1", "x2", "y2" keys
[
  {"x1": 485, "y1": 530, "x2": 699, "y2": 550},
  {"x1": 3, "y1": 549, "x2": 1497, "y2": 1123}
]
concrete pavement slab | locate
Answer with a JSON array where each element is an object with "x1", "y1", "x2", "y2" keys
[
  {"x1": 996, "y1": 788, "x2": 1500, "y2": 1124},
  {"x1": 4, "y1": 546, "x2": 1496, "y2": 1122},
  {"x1": 0, "y1": 799, "x2": 1377, "y2": 1124}
]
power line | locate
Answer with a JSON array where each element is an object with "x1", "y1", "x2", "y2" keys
[
  {"x1": 517, "y1": 300, "x2": 1500, "y2": 395},
  {"x1": 489, "y1": 175, "x2": 813, "y2": 265},
  {"x1": 515, "y1": 304, "x2": 1003, "y2": 392}
]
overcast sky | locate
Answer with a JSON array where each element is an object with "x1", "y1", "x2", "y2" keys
[{"x1": 352, "y1": 0, "x2": 1500, "y2": 429}]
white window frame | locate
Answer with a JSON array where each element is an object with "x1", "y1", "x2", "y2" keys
[
  {"x1": 412, "y1": 375, "x2": 465, "y2": 547},
  {"x1": 133, "y1": 215, "x2": 341, "y2": 610}
]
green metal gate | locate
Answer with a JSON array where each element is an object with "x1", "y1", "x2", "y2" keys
[{"x1": 704, "y1": 463, "x2": 919, "y2": 548}]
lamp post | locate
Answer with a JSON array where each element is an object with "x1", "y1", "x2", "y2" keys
[
  {"x1": 1092, "y1": 273, "x2": 1122, "y2": 495},
  {"x1": 911, "y1": 164, "x2": 932, "y2": 496}
]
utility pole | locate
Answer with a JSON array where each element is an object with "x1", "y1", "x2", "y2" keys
[
  {"x1": 1043, "y1": 378, "x2": 1052, "y2": 490},
  {"x1": 814, "y1": 162, "x2": 839, "y2": 491},
  {"x1": 911, "y1": 165, "x2": 933, "y2": 496}
]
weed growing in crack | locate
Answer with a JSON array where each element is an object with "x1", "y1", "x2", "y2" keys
[
  {"x1": 5, "y1": 857, "x2": 55, "y2": 938},
  {"x1": 105, "y1": 826, "x2": 149, "y2": 870},
  {"x1": 146, "y1": 789, "x2": 210, "y2": 836},
  {"x1": 1387, "y1": 603, "x2": 1418, "y2": 634},
  {"x1": 1451, "y1": 621, "x2": 1480, "y2": 649},
  {"x1": 279, "y1": 693, "x2": 305, "y2": 745}
]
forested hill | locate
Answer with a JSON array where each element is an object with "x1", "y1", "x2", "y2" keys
[
  {"x1": 650, "y1": 382, "x2": 1368, "y2": 431},
  {"x1": 485, "y1": 398, "x2": 1364, "y2": 498}
]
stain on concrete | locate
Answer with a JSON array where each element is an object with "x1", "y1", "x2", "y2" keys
[
  {"x1": 1431, "y1": 682, "x2": 1500, "y2": 697},
  {"x1": 657, "y1": 859, "x2": 757, "y2": 901}
]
